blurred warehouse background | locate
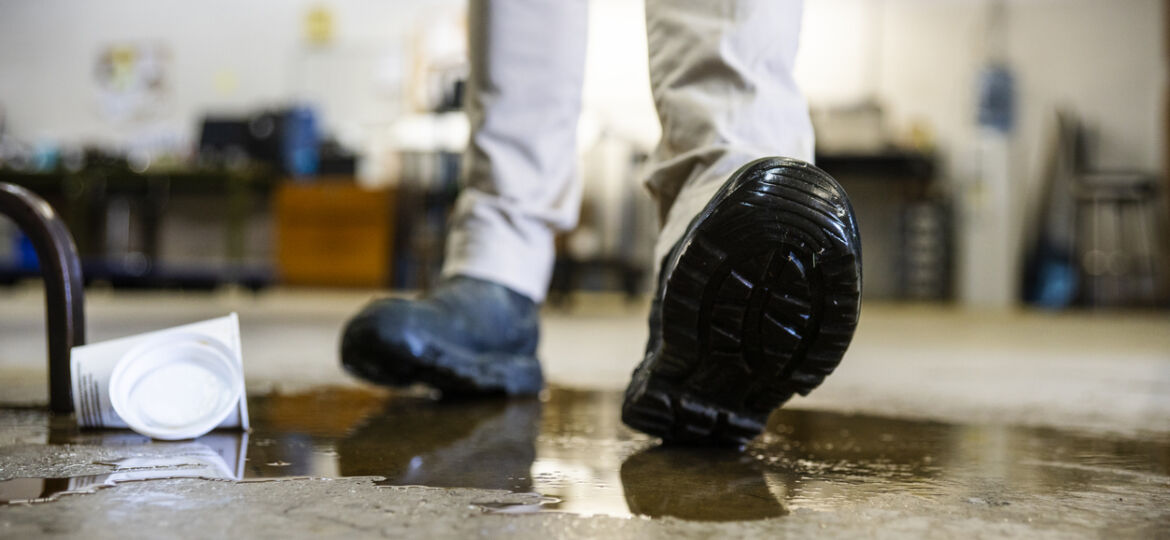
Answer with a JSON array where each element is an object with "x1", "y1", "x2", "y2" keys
[{"x1": 0, "y1": 0, "x2": 1166, "y2": 311}]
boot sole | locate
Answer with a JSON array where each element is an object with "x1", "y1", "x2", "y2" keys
[
  {"x1": 408, "y1": 343, "x2": 543, "y2": 397},
  {"x1": 622, "y1": 157, "x2": 862, "y2": 445}
]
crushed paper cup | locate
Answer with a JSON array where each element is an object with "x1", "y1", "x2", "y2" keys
[{"x1": 71, "y1": 314, "x2": 250, "y2": 440}]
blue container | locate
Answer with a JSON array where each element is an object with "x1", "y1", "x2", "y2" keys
[
  {"x1": 283, "y1": 106, "x2": 319, "y2": 178},
  {"x1": 977, "y1": 64, "x2": 1015, "y2": 134},
  {"x1": 16, "y1": 232, "x2": 39, "y2": 271}
]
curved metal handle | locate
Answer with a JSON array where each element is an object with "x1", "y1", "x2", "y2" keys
[{"x1": 0, "y1": 182, "x2": 86, "y2": 413}]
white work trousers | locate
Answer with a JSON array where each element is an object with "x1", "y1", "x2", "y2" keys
[{"x1": 441, "y1": 0, "x2": 814, "y2": 302}]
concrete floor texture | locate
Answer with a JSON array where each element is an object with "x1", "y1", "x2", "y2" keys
[{"x1": 1, "y1": 285, "x2": 1169, "y2": 538}]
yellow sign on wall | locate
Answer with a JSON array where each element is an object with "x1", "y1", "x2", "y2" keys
[{"x1": 304, "y1": 5, "x2": 335, "y2": 47}]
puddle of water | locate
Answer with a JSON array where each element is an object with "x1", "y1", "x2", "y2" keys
[
  {"x1": 0, "y1": 475, "x2": 118, "y2": 504},
  {"x1": 2, "y1": 386, "x2": 1169, "y2": 525}
]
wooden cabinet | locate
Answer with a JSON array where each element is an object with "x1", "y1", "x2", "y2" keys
[{"x1": 275, "y1": 180, "x2": 394, "y2": 287}]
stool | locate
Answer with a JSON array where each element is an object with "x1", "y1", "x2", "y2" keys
[{"x1": 1074, "y1": 172, "x2": 1166, "y2": 307}]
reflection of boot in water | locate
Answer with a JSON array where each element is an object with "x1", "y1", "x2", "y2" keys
[
  {"x1": 337, "y1": 398, "x2": 541, "y2": 492},
  {"x1": 620, "y1": 447, "x2": 785, "y2": 521}
]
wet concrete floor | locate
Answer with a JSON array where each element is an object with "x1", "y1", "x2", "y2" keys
[{"x1": 1, "y1": 386, "x2": 1169, "y2": 535}]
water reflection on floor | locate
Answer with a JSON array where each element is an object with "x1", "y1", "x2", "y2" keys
[{"x1": 7, "y1": 386, "x2": 1170, "y2": 523}]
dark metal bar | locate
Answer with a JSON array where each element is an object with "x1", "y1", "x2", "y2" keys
[{"x1": 0, "y1": 182, "x2": 86, "y2": 413}]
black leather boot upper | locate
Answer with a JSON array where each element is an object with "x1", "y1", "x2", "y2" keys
[{"x1": 340, "y1": 276, "x2": 542, "y2": 395}]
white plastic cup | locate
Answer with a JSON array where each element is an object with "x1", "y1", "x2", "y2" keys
[{"x1": 108, "y1": 332, "x2": 244, "y2": 441}]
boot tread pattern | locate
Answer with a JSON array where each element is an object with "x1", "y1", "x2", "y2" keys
[{"x1": 623, "y1": 158, "x2": 861, "y2": 445}]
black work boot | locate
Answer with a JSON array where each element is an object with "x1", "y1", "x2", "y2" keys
[
  {"x1": 340, "y1": 276, "x2": 543, "y2": 396},
  {"x1": 622, "y1": 157, "x2": 862, "y2": 446}
]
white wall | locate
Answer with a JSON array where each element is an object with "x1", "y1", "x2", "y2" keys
[
  {"x1": 1009, "y1": 0, "x2": 1164, "y2": 172},
  {"x1": 0, "y1": 0, "x2": 460, "y2": 151},
  {"x1": 799, "y1": 0, "x2": 1165, "y2": 182}
]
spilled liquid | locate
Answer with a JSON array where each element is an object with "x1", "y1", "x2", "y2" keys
[{"x1": 2, "y1": 387, "x2": 1169, "y2": 524}]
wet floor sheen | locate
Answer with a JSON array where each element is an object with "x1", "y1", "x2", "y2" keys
[{"x1": 3, "y1": 386, "x2": 1169, "y2": 525}]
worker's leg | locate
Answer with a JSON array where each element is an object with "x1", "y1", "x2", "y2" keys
[
  {"x1": 441, "y1": 0, "x2": 589, "y2": 303},
  {"x1": 643, "y1": 0, "x2": 814, "y2": 266},
  {"x1": 341, "y1": 0, "x2": 588, "y2": 396},
  {"x1": 623, "y1": 0, "x2": 863, "y2": 445}
]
